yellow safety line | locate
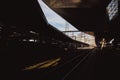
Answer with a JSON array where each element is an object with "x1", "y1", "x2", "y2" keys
[{"x1": 23, "y1": 58, "x2": 61, "y2": 71}]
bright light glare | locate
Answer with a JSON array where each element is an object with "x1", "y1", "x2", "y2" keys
[
  {"x1": 38, "y1": 0, "x2": 96, "y2": 46},
  {"x1": 38, "y1": 0, "x2": 78, "y2": 31},
  {"x1": 29, "y1": 39, "x2": 34, "y2": 42}
]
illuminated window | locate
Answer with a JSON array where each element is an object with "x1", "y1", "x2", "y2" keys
[{"x1": 107, "y1": 0, "x2": 118, "y2": 20}]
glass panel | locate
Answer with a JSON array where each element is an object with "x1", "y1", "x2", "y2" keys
[
  {"x1": 38, "y1": 0, "x2": 78, "y2": 31},
  {"x1": 64, "y1": 32, "x2": 96, "y2": 46},
  {"x1": 107, "y1": 0, "x2": 118, "y2": 20},
  {"x1": 38, "y1": 0, "x2": 96, "y2": 46}
]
